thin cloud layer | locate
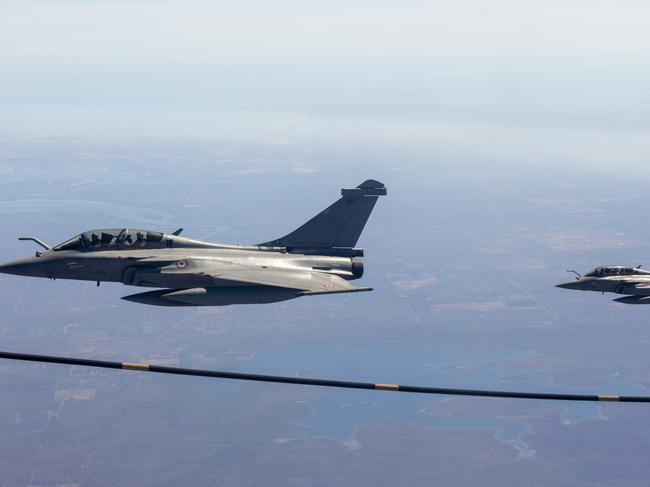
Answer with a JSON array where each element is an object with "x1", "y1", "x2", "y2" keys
[{"x1": 0, "y1": 1, "x2": 648, "y2": 170}]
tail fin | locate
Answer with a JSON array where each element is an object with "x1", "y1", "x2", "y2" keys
[{"x1": 259, "y1": 179, "x2": 387, "y2": 250}]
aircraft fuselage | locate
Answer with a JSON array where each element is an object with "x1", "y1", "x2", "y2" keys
[
  {"x1": 556, "y1": 265, "x2": 650, "y2": 303},
  {"x1": 0, "y1": 179, "x2": 386, "y2": 306}
]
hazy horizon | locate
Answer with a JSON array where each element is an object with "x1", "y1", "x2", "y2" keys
[{"x1": 1, "y1": 1, "x2": 649, "y2": 170}]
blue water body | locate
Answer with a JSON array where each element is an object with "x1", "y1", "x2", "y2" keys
[{"x1": 220, "y1": 345, "x2": 650, "y2": 449}]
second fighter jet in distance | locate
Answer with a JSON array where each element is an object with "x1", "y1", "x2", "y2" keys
[{"x1": 557, "y1": 265, "x2": 650, "y2": 304}]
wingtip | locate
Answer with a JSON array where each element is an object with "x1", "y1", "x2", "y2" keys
[{"x1": 354, "y1": 287, "x2": 373, "y2": 293}]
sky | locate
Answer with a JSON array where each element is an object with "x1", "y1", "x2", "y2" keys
[
  {"x1": 3, "y1": 4, "x2": 650, "y2": 484},
  {"x1": 1, "y1": 0, "x2": 649, "y2": 168}
]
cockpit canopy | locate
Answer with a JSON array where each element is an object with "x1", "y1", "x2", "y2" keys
[
  {"x1": 53, "y1": 229, "x2": 166, "y2": 251},
  {"x1": 584, "y1": 266, "x2": 650, "y2": 278}
]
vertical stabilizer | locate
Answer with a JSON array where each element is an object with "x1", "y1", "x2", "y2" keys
[{"x1": 259, "y1": 179, "x2": 386, "y2": 250}]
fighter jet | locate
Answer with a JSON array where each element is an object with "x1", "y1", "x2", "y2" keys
[
  {"x1": 556, "y1": 265, "x2": 650, "y2": 304},
  {"x1": 0, "y1": 180, "x2": 386, "y2": 306}
]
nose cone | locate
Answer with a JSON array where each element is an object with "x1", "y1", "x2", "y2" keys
[
  {"x1": 556, "y1": 279, "x2": 584, "y2": 290},
  {"x1": 0, "y1": 256, "x2": 46, "y2": 277}
]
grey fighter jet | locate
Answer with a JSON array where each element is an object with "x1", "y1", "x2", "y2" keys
[
  {"x1": 556, "y1": 265, "x2": 650, "y2": 304},
  {"x1": 0, "y1": 180, "x2": 386, "y2": 306}
]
